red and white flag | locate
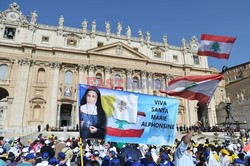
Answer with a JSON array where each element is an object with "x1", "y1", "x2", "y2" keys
[
  {"x1": 106, "y1": 112, "x2": 146, "y2": 138},
  {"x1": 160, "y1": 74, "x2": 223, "y2": 103},
  {"x1": 198, "y1": 34, "x2": 236, "y2": 59}
]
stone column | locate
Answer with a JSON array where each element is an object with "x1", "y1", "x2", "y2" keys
[
  {"x1": 56, "y1": 103, "x2": 61, "y2": 128},
  {"x1": 141, "y1": 70, "x2": 147, "y2": 94},
  {"x1": 87, "y1": 65, "x2": 95, "y2": 85},
  {"x1": 147, "y1": 72, "x2": 154, "y2": 95},
  {"x1": 11, "y1": 59, "x2": 33, "y2": 128},
  {"x1": 78, "y1": 64, "x2": 86, "y2": 84},
  {"x1": 71, "y1": 104, "x2": 75, "y2": 127},
  {"x1": 49, "y1": 62, "x2": 60, "y2": 128},
  {"x1": 104, "y1": 66, "x2": 112, "y2": 88},
  {"x1": 126, "y1": 69, "x2": 133, "y2": 91}
]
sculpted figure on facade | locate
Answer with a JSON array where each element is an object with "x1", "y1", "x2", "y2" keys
[
  {"x1": 105, "y1": 21, "x2": 111, "y2": 34},
  {"x1": 117, "y1": 21, "x2": 122, "y2": 36},
  {"x1": 126, "y1": 26, "x2": 131, "y2": 38},
  {"x1": 58, "y1": 15, "x2": 64, "y2": 28},
  {"x1": 190, "y1": 35, "x2": 198, "y2": 50},
  {"x1": 163, "y1": 34, "x2": 168, "y2": 46},
  {"x1": 146, "y1": 31, "x2": 151, "y2": 42},
  {"x1": 82, "y1": 19, "x2": 88, "y2": 32},
  {"x1": 181, "y1": 37, "x2": 188, "y2": 54},
  {"x1": 30, "y1": 10, "x2": 37, "y2": 25},
  {"x1": 138, "y1": 29, "x2": 143, "y2": 40},
  {"x1": 91, "y1": 20, "x2": 96, "y2": 33},
  {"x1": 9, "y1": 2, "x2": 20, "y2": 12}
]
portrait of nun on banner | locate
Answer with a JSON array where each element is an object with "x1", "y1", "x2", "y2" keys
[{"x1": 79, "y1": 86, "x2": 107, "y2": 140}]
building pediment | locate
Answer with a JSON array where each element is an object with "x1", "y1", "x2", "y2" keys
[
  {"x1": 63, "y1": 33, "x2": 82, "y2": 39},
  {"x1": 87, "y1": 42, "x2": 149, "y2": 61},
  {"x1": 0, "y1": 2, "x2": 28, "y2": 26}
]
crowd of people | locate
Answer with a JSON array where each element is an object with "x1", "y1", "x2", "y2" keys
[{"x1": 0, "y1": 125, "x2": 250, "y2": 166}]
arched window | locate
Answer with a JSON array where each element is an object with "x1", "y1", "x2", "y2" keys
[
  {"x1": 155, "y1": 79, "x2": 162, "y2": 90},
  {"x1": 96, "y1": 73, "x2": 102, "y2": 86},
  {"x1": 114, "y1": 74, "x2": 122, "y2": 87},
  {"x1": 0, "y1": 64, "x2": 8, "y2": 80},
  {"x1": 37, "y1": 68, "x2": 45, "y2": 82},
  {"x1": 33, "y1": 105, "x2": 42, "y2": 120},
  {"x1": 133, "y1": 77, "x2": 139, "y2": 90},
  {"x1": 64, "y1": 70, "x2": 73, "y2": 84}
]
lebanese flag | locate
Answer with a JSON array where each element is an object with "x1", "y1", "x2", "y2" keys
[
  {"x1": 198, "y1": 34, "x2": 236, "y2": 59},
  {"x1": 160, "y1": 74, "x2": 223, "y2": 103},
  {"x1": 106, "y1": 112, "x2": 146, "y2": 138}
]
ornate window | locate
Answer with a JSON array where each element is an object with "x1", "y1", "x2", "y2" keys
[
  {"x1": 64, "y1": 70, "x2": 73, "y2": 84},
  {"x1": 96, "y1": 73, "x2": 102, "y2": 86},
  {"x1": 67, "y1": 39, "x2": 77, "y2": 46},
  {"x1": 3, "y1": 27, "x2": 16, "y2": 39},
  {"x1": 37, "y1": 68, "x2": 45, "y2": 82},
  {"x1": 154, "y1": 50, "x2": 162, "y2": 58},
  {"x1": 173, "y1": 55, "x2": 178, "y2": 62},
  {"x1": 155, "y1": 79, "x2": 162, "y2": 90},
  {"x1": 133, "y1": 77, "x2": 139, "y2": 90},
  {"x1": 33, "y1": 105, "x2": 42, "y2": 120},
  {"x1": 114, "y1": 74, "x2": 122, "y2": 87},
  {"x1": 41, "y1": 36, "x2": 49, "y2": 43},
  {"x1": 97, "y1": 42, "x2": 104, "y2": 47},
  {"x1": 0, "y1": 64, "x2": 8, "y2": 80},
  {"x1": 193, "y1": 55, "x2": 200, "y2": 65}
]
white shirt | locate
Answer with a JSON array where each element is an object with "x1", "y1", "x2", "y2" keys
[{"x1": 174, "y1": 141, "x2": 195, "y2": 166}]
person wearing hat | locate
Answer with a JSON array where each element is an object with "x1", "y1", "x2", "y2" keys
[
  {"x1": 159, "y1": 153, "x2": 173, "y2": 166},
  {"x1": 41, "y1": 139, "x2": 54, "y2": 158},
  {"x1": 6, "y1": 152, "x2": 18, "y2": 166},
  {"x1": 232, "y1": 158, "x2": 244, "y2": 166},
  {"x1": 61, "y1": 142, "x2": 73, "y2": 166},
  {"x1": 111, "y1": 158, "x2": 120, "y2": 166},
  {"x1": 48, "y1": 157, "x2": 58, "y2": 166},
  {"x1": 220, "y1": 149, "x2": 230, "y2": 166},
  {"x1": 101, "y1": 155, "x2": 110, "y2": 166},
  {"x1": 124, "y1": 153, "x2": 133, "y2": 166},
  {"x1": 57, "y1": 152, "x2": 67, "y2": 166},
  {"x1": 108, "y1": 150, "x2": 117, "y2": 160},
  {"x1": 36, "y1": 152, "x2": 49, "y2": 166},
  {"x1": 145, "y1": 151, "x2": 156, "y2": 165},
  {"x1": 174, "y1": 121, "x2": 202, "y2": 166},
  {"x1": 17, "y1": 153, "x2": 36, "y2": 166},
  {"x1": 93, "y1": 150, "x2": 102, "y2": 165},
  {"x1": 55, "y1": 138, "x2": 66, "y2": 158}
]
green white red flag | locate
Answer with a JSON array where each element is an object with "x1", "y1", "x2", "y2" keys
[
  {"x1": 198, "y1": 34, "x2": 236, "y2": 59},
  {"x1": 160, "y1": 74, "x2": 223, "y2": 103}
]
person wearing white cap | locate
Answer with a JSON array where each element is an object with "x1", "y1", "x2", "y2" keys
[
  {"x1": 54, "y1": 138, "x2": 65, "y2": 158},
  {"x1": 61, "y1": 142, "x2": 73, "y2": 166},
  {"x1": 41, "y1": 140, "x2": 54, "y2": 158}
]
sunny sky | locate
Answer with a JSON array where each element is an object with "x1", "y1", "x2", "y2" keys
[{"x1": 1, "y1": 0, "x2": 249, "y2": 71}]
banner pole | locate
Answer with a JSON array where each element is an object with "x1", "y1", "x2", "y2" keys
[{"x1": 80, "y1": 138, "x2": 84, "y2": 166}]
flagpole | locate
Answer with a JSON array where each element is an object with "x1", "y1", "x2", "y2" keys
[{"x1": 80, "y1": 138, "x2": 84, "y2": 166}]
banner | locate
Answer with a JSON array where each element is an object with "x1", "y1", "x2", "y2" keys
[{"x1": 78, "y1": 84, "x2": 179, "y2": 146}]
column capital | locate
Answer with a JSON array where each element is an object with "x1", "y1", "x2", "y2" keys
[
  {"x1": 88, "y1": 64, "x2": 96, "y2": 72},
  {"x1": 165, "y1": 74, "x2": 174, "y2": 79},
  {"x1": 50, "y1": 61, "x2": 61, "y2": 69},
  {"x1": 141, "y1": 70, "x2": 147, "y2": 77},
  {"x1": 147, "y1": 72, "x2": 154, "y2": 78},
  {"x1": 104, "y1": 66, "x2": 112, "y2": 73},
  {"x1": 126, "y1": 69, "x2": 133, "y2": 75},
  {"x1": 78, "y1": 64, "x2": 87, "y2": 71},
  {"x1": 18, "y1": 58, "x2": 34, "y2": 66}
]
